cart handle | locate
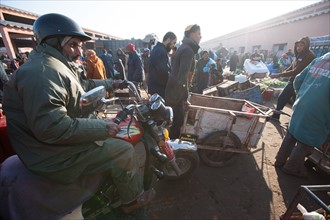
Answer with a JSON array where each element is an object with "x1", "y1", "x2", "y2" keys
[
  {"x1": 246, "y1": 100, "x2": 268, "y2": 115},
  {"x1": 229, "y1": 111, "x2": 237, "y2": 124}
]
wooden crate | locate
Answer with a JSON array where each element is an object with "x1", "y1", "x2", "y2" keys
[
  {"x1": 217, "y1": 80, "x2": 239, "y2": 97},
  {"x1": 202, "y1": 86, "x2": 218, "y2": 96}
]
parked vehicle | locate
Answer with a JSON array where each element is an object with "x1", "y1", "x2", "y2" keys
[
  {"x1": 0, "y1": 81, "x2": 199, "y2": 219},
  {"x1": 180, "y1": 93, "x2": 273, "y2": 167}
]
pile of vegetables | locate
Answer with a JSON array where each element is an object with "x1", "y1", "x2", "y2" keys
[
  {"x1": 260, "y1": 81, "x2": 287, "y2": 88},
  {"x1": 257, "y1": 80, "x2": 287, "y2": 93}
]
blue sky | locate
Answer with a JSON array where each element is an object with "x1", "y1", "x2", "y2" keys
[{"x1": 1, "y1": 0, "x2": 320, "y2": 42}]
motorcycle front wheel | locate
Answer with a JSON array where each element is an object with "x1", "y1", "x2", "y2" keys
[{"x1": 162, "y1": 151, "x2": 200, "y2": 180}]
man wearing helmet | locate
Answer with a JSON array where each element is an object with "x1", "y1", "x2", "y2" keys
[{"x1": 2, "y1": 13, "x2": 154, "y2": 218}]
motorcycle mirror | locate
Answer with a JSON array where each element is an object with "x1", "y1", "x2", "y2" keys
[
  {"x1": 79, "y1": 86, "x2": 106, "y2": 117},
  {"x1": 149, "y1": 93, "x2": 164, "y2": 104}
]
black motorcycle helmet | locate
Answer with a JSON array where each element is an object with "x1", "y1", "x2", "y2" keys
[{"x1": 33, "y1": 13, "x2": 91, "y2": 45}]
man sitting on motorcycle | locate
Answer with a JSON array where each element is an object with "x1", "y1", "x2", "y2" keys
[{"x1": 2, "y1": 13, "x2": 155, "y2": 217}]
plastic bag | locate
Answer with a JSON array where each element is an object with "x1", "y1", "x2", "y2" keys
[{"x1": 241, "y1": 103, "x2": 255, "y2": 119}]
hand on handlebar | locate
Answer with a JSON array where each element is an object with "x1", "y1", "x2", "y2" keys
[{"x1": 104, "y1": 118, "x2": 121, "y2": 137}]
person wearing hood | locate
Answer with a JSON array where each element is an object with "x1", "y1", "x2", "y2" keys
[
  {"x1": 86, "y1": 49, "x2": 107, "y2": 80},
  {"x1": 270, "y1": 36, "x2": 316, "y2": 121},
  {"x1": 165, "y1": 24, "x2": 201, "y2": 139}
]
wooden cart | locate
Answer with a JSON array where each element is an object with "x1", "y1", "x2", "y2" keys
[{"x1": 180, "y1": 93, "x2": 273, "y2": 167}]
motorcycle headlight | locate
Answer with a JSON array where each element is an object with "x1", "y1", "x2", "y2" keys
[
  {"x1": 150, "y1": 100, "x2": 166, "y2": 122},
  {"x1": 150, "y1": 100, "x2": 173, "y2": 126}
]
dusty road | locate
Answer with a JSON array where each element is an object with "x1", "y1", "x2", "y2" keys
[{"x1": 148, "y1": 100, "x2": 329, "y2": 220}]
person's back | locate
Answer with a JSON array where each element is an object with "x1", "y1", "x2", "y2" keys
[
  {"x1": 86, "y1": 49, "x2": 107, "y2": 80},
  {"x1": 100, "y1": 49, "x2": 114, "y2": 79},
  {"x1": 274, "y1": 52, "x2": 329, "y2": 177},
  {"x1": 290, "y1": 52, "x2": 330, "y2": 147},
  {"x1": 126, "y1": 44, "x2": 144, "y2": 83}
]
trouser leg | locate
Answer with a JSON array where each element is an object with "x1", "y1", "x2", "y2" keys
[
  {"x1": 284, "y1": 141, "x2": 314, "y2": 173},
  {"x1": 275, "y1": 131, "x2": 297, "y2": 165},
  {"x1": 273, "y1": 82, "x2": 294, "y2": 119},
  {"x1": 170, "y1": 103, "x2": 184, "y2": 139},
  {"x1": 102, "y1": 138, "x2": 143, "y2": 204}
]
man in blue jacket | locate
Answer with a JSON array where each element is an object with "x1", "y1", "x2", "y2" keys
[
  {"x1": 148, "y1": 31, "x2": 177, "y2": 98},
  {"x1": 274, "y1": 52, "x2": 330, "y2": 177}
]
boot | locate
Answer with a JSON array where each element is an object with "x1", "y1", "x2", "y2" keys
[{"x1": 121, "y1": 189, "x2": 156, "y2": 214}]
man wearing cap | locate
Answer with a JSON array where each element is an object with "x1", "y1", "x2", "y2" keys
[
  {"x1": 165, "y1": 25, "x2": 201, "y2": 139},
  {"x1": 126, "y1": 43, "x2": 144, "y2": 93},
  {"x1": 148, "y1": 31, "x2": 177, "y2": 98},
  {"x1": 1, "y1": 13, "x2": 154, "y2": 219},
  {"x1": 270, "y1": 36, "x2": 315, "y2": 121}
]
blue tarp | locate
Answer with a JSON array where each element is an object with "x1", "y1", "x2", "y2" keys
[{"x1": 310, "y1": 35, "x2": 330, "y2": 47}]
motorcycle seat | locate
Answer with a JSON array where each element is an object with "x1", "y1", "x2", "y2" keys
[{"x1": 0, "y1": 155, "x2": 104, "y2": 220}]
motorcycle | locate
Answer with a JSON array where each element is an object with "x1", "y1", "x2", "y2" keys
[{"x1": 0, "y1": 81, "x2": 199, "y2": 220}]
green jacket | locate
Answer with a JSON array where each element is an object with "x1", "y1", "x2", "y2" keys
[{"x1": 3, "y1": 44, "x2": 115, "y2": 183}]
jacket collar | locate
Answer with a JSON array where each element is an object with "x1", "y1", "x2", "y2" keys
[{"x1": 182, "y1": 37, "x2": 200, "y2": 54}]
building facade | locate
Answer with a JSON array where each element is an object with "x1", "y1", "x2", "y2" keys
[
  {"x1": 0, "y1": 4, "x2": 122, "y2": 59},
  {"x1": 200, "y1": 0, "x2": 330, "y2": 58}
]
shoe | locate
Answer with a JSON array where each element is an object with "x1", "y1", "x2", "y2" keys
[
  {"x1": 121, "y1": 189, "x2": 156, "y2": 214},
  {"x1": 281, "y1": 167, "x2": 307, "y2": 177}
]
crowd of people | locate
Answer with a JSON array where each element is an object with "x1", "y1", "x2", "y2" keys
[{"x1": 0, "y1": 12, "x2": 329, "y2": 219}]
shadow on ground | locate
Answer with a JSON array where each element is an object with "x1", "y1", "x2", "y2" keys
[{"x1": 149, "y1": 148, "x2": 274, "y2": 220}]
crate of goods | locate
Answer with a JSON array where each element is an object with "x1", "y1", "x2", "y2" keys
[
  {"x1": 262, "y1": 89, "x2": 273, "y2": 101},
  {"x1": 202, "y1": 85, "x2": 218, "y2": 96},
  {"x1": 217, "y1": 80, "x2": 239, "y2": 97},
  {"x1": 227, "y1": 81, "x2": 263, "y2": 104}
]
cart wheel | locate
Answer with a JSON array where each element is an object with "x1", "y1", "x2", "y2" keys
[{"x1": 199, "y1": 131, "x2": 241, "y2": 167}]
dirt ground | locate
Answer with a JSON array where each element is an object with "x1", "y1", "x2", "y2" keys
[{"x1": 146, "y1": 97, "x2": 329, "y2": 220}]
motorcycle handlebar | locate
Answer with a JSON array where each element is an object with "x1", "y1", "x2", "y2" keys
[{"x1": 124, "y1": 80, "x2": 143, "y2": 103}]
